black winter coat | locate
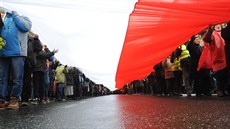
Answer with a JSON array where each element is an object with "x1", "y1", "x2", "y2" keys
[
  {"x1": 221, "y1": 22, "x2": 230, "y2": 67},
  {"x1": 187, "y1": 39, "x2": 203, "y2": 76},
  {"x1": 32, "y1": 49, "x2": 54, "y2": 73}
]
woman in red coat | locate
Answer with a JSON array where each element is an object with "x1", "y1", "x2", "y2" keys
[{"x1": 203, "y1": 24, "x2": 227, "y2": 97}]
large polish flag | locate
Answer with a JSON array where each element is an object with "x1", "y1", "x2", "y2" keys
[{"x1": 1, "y1": 0, "x2": 230, "y2": 90}]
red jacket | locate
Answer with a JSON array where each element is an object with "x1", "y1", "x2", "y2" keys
[{"x1": 202, "y1": 30, "x2": 226, "y2": 71}]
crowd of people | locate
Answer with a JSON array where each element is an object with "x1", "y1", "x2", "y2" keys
[
  {"x1": 121, "y1": 22, "x2": 230, "y2": 98},
  {"x1": 0, "y1": 11, "x2": 110, "y2": 110},
  {"x1": 0, "y1": 10, "x2": 229, "y2": 110}
]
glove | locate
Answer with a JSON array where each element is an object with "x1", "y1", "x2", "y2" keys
[
  {"x1": 0, "y1": 37, "x2": 5, "y2": 50},
  {"x1": 208, "y1": 24, "x2": 214, "y2": 31}
]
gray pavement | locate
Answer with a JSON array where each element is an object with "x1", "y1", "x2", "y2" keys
[{"x1": 0, "y1": 95, "x2": 230, "y2": 129}]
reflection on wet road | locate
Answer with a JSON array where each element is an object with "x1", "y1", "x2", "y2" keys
[{"x1": 1, "y1": 95, "x2": 230, "y2": 129}]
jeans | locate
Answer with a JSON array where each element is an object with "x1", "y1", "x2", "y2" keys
[
  {"x1": 182, "y1": 66, "x2": 191, "y2": 94},
  {"x1": 56, "y1": 83, "x2": 64, "y2": 100},
  {"x1": 44, "y1": 68, "x2": 50, "y2": 98},
  {"x1": 0, "y1": 57, "x2": 25, "y2": 102}
]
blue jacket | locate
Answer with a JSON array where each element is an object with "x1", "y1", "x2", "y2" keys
[{"x1": 0, "y1": 12, "x2": 32, "y2": 57}]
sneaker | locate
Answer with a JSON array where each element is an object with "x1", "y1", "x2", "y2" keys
[
  {"x1": 204, "y1": 93, "x2": 212, "y2": 96},
  {"x1": 223, "y1": 91, "x2": 230, "y2": 96},
  {"x1": 5, "y1": 101, "x2": 9, "y2": 107},
  {"x1": 21, "y1": 102, "x2": 29, "y2": 106},
  {"x1": 31, "y1": 99, "x2": 39, "y2": 105},
  {"x1": 42, "y1": 100, "x2": 47, "y2": 104},
  {"x1": 46, "y1": 99, "x2": 50, "y2": 104},
  {"x1": 176, "y1": 93, "x2": 183, "y2": 96},
  {"x1": 187, "y1": 94, "x2": 192, "y2": 97},
  {"x1": 169, "y1": 93, "x2": 173, "y2": 96},
  {"x1": 196, "y1": 94, "x2": 203, "y2": 97},
  {"x1": 45, "y1": 97, "x2": 50, "y2": 104},
  {"x1": 7, "y1": 97, "x2": 19, "y2": 109},
  {"x1": 217, "y1": 91, "x2": 224, "y2": 97},
  {"x1": 0, "y1": 102, "x2": 6, "y2": 110}
]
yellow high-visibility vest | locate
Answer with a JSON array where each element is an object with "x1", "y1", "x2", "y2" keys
[
  {"x1": 178, "y1": 44, "x2": 190, "y2": 61},
  {"x1": 172, "y1": 58, "x2": 182, "y2": 71}
]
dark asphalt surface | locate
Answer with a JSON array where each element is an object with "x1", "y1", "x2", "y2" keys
[{"x1": 1, "y1": 95, "x2": 230, "y2": 129}]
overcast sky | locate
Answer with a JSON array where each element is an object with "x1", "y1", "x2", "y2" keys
[{"x1": 1, "y1": 0, "x2": 137, "y2": 90}]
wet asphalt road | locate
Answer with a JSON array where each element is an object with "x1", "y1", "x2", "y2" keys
[{"x1": 1, "y1": 94, "x2": 230, "y2": 129}]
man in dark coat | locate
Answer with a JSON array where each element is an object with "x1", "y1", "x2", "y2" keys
[{"x1": 221, "y1": 21, "x2": 230, "y2": 95}]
